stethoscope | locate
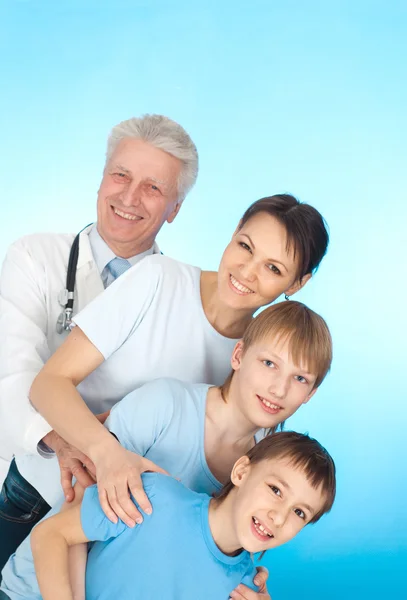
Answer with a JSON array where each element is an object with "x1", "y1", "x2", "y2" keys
[{"x1": 56, "y1": 224, "x2": 92, "y2": 334}]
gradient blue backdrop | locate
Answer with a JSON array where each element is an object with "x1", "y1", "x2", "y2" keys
[{"x1": 1, "y1": 1, "x2": 406, "y2": 599}]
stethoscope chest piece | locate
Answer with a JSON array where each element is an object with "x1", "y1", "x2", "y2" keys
[
  {"x1": 56, "y1": 307, "x2": 73, "y2": 334},
  {"x1": 56, "y1": 288, "x2": 75, "y2": 333}
]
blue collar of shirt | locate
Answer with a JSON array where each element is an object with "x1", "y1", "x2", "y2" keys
[{"x1": 200, "y1": 498, "x2": 249, "y2": 566}]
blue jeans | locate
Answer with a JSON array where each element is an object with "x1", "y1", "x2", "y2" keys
[
  {"x1": 0, "y1": 590, "x2": 10, "y2": 599},
  {"x1": 0, "y1": 459, "x2": 51, "y2": 575}
]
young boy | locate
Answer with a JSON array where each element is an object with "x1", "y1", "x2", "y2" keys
[
  {"x1": 0, "y1": 301, "x2": 332, "y2": 599},
  {"x1": 30, "y1": 431, "x2": 336, "y2": 600}
]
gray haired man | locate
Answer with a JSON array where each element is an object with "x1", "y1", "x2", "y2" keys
[{"x1": 0, "y1": 114, "x2": 199, "y2": 563}]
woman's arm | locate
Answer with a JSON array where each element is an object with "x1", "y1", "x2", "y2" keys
[
  {"x1": 29, "y1": 327, "x2": 121, "y2": 505},
  {"x1": 30, "y1": 326, "x2": 111, "y2": 454},
  {"x1": 31, "y1": 503, "x2": 89, "y2": 600},
  {"x1": 30, "y1": 328, "x2": 167, "y2": 526}
]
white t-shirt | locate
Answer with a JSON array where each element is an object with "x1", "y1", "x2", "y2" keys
[{"x1": 18, "y1": 255, "x2": 239, "y2": 505}]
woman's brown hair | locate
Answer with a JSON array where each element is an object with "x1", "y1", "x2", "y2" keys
[{"x1": 239, "y1": 194, "x2": 329, "y2": 282}]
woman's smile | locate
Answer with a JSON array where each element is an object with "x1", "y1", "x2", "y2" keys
[{"x1": 228, "y1": 274, "x2": 255, "y2": 295}]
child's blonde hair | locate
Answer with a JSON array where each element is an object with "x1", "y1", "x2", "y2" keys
[{"x1": 220, "y1": 301, "x2": 332, "y2": 402}]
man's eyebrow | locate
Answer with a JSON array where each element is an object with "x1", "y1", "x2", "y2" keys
[
  {"x1": 113, "y1": 164, "x2": 132, "y2": 174},
  {"x1": 239, "y1": 233, "x2": 288, "y2": 272},
  {"x1": 111, "y1": 167, "x2": 167, "y2": 187},
  {"x1": 149, "y1": 176, "x2": 166, "y2": 186}
]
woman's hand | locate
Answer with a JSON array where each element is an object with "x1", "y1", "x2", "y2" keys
[{"x1": 91, "y1": 443, "x2": 170, "y2": 528}]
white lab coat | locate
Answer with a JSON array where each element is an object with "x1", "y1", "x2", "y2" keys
[{"x1": 0, "y1": 226, "x2": 104, "y2": 474}]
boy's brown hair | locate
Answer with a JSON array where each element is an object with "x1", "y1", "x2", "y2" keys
[
  {"x1": 220, "y1": 301, "x2": 332, "y2": 403},
  {"x1": 216, "y1": 431, "x2": 336, "y2": 524}
]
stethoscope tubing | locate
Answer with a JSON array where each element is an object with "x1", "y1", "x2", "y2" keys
[{"x1": 56, "y1": 223, "x2": 93, "y2": 334}]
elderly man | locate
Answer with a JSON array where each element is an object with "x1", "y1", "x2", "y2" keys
[{"x1": 0, "y1": 114, "x2": 198, "y2": 561}]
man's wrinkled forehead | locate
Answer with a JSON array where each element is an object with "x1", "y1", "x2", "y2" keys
[
  {"x1": 106, "y1": 138, "x2": 149, "y2": 166},
  {"x1": 106, "y1": 139, "x2": 179, "y2": 189}
]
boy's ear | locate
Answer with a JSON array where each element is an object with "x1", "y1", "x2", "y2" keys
[
  {"x1": 303, "y1": 387, "x2": 318, "y2": 405},
  {"x1": 284, "y1": 272, "x2": 312, "y2": 298},
  {"x1": 230, "y1": 455, "x2": 251, "y2": 488},
  {"x1": 230, "y1": 340, "x2": 244, "y2": 371}
]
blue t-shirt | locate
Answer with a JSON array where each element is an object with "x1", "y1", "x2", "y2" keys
[
  {"x1": 106, "y1": 377, "x2": 222, "y2": 494},
  {"x1": 0, "y1": 379, "x2": 223, "y2": 599},
  {"x1": 82, "y1": 474, "x2": 258, "y2": 600}
]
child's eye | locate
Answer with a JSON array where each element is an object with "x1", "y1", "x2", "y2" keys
[
  {"x1": 269, "y1": 485, "x2": 281, "y2": 496},
  {"x1": 263, "y1": 360, "x2": 275, "y2": 368},
  {"x1": 295, "y1": 375, "x2": 308, "y2": 384},
  {"x1": 294, "y1": 508, "x2": 306, "y2": 520},
  {"x1": 267, "y1": 264, "x2": 281, "y2": 275}
]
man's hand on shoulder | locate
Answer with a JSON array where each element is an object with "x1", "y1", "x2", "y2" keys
[{"x1": 42, "y1": 431, "x2": 96, "y2": 502}]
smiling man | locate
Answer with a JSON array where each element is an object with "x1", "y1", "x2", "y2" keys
[
  {"x1": 0, "y1": 114, "x2": 199, "y2": 567},
  {"x1": 96, "y1": 130, "x2": 188, "y2": 259}
]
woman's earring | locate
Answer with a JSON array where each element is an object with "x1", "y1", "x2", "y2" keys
[{"x1": 284, "y1": 294, "x2": 290, "y2": 301}]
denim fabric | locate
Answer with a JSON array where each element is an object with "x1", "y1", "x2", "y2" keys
[
  {"x1": 0, "y1": 459, "x2": 50, "y2": 574},
  {"x1": 0, "y1": 589, "x2": 10, "y2": 599}
]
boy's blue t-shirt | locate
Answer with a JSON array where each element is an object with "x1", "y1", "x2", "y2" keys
[
  {"x1": 81, "y1": 473, "x2": 258, "y2": 600},
  {"x1": 105, "y1": 377, "x2": 222, "y2": 495}
]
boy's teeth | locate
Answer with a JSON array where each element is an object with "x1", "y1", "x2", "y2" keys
[
  {"x1": 253, "y1": 517, "x2": 273, "y2": 538},
  {"x1": 260, "y1": 397, "x2": 280, "y2": 410}
]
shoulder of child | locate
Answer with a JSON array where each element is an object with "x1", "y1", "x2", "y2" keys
[
  {"x1": 140, "y1": 471, "x2": 196, "y2": 505},
  {"x1": 111, "y1": 377, "x2": 180, "y2": 415}
]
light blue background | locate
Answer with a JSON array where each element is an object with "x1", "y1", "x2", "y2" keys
[{"x1": 1, "y1": 1, "x2": 406, "y2": 599}]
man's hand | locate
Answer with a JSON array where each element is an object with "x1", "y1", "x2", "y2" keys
[
  {"x1": 230, "y1": 567, "x2": 271, "y2": 600},
  {"x1": 42, "y1": 411, "x2": 110, "y2": 502},
  {"x1": 42, "y1": 431, "x2": 96, "y2": 502},
  {"x1": 95, "y1": 410, "x2": 110, "y2": 425},
  {"x1": 91, "y1": 442, "x2": 170, "y2": 528}
]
